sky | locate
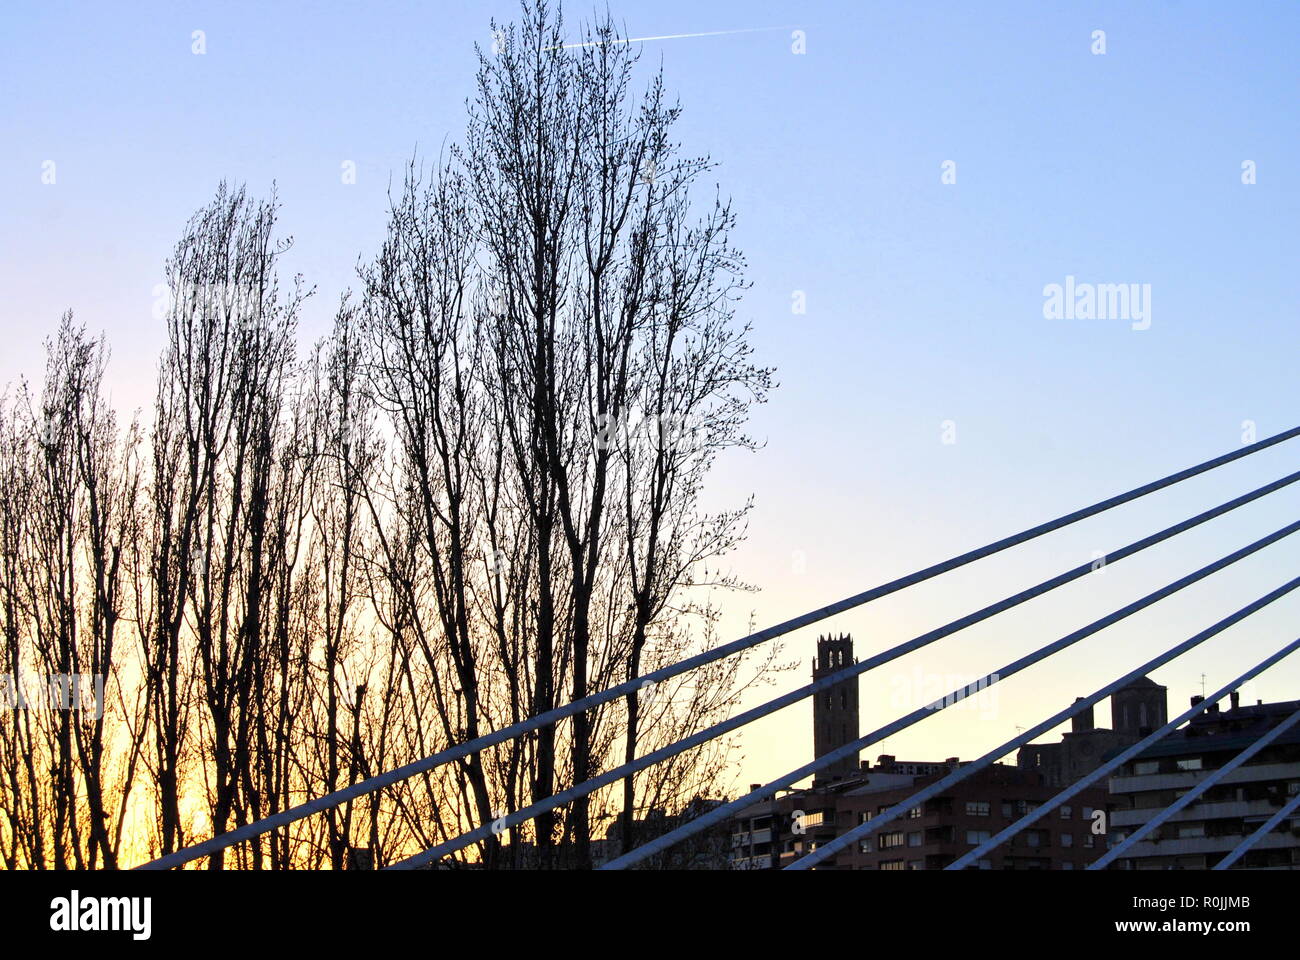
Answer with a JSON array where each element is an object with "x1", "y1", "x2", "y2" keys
[{"x1": 3, "y1": 0, "x2": 1300, "y2": 795}]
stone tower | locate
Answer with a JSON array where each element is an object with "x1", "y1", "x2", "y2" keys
[
  {"x1": 812, "y1": 634, "x2": 860, "y2": 786},
  {"x1": 1111, "y1": 675, "x2": 1168, "y2": 738}
]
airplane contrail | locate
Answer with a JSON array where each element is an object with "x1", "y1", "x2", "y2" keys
[{"x1": 549, "y1": 26, "x2": 794, "y2": 50}]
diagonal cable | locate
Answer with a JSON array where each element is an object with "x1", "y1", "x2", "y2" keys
[{"x1": 1213, "y1": 790, "x2": 1300, "y2": 870}]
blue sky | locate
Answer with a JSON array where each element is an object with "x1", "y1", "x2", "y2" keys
[{"x1": 3, "y1": 0, "x2": 1299, "y2": 789}]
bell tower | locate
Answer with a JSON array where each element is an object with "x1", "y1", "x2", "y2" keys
[
  {"x1": 812, "y1": 634, "x2": 860, "y2": 786},
  {"x1": 1111, "y1": 675, "x2": 1168, "y2": 738}
]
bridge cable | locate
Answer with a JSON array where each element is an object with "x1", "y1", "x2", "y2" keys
[{"x1": 1213, "y1": 790, "x2": 1300, "y2": 870}]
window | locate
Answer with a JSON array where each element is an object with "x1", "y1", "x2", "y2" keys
[
  {"x1": 1061, "y1": 833, "x2": 1073, "y2": 848},
  {"x1": 907, "y1": 832, "x2": 922, "y2": 847},
  {"x1": 1001, "y1": 802, "x2": 1013, "y2": 818},
  {"x1": 880, "y1": 859, "x2": 905, "y2": 870},
  {"x1": 1177, "y1": 823, "x2": 1205, "y2": 839},
  {"x1": 879, "y1": 831, "x2": 905, "y2": 850},
  {"x1": 1024, "y1": 830, "x2": 1043, "y2": 848},
  {"x1": 1176, "y1": 757, "x2": 1203, "y2": 772},
  {"x1": 1082, "y1": 806, "x2": 1093, "y2": 821},
  {"x1": 1059, "y1": 805, "x2": 1072, "y2": 819},
  {"x1": 859, "y1": 811, "x2": 871, "y2": 824},
  {"x1": 907, "y1": 860, "x2": 923, "y2": 871},
  {"x1": 1062, "y1": 862, "x2": 1074, "y2": 870},
  {"x1": 1134, "y1": 760, "x2": 1159, "y2": 775},
  {"x1": 966, "y1": 830, "x2": 991, "y2": 845},
  {"x1": 907, "y1": 805, "x2": 923, "y2": 819},
  {"x1": 965, "y1": 801, "x2": 990, "y2": 817},
  {"x1": 1016, "y1": 799, "x2": 1029, "y2": 815},
  {"x1": 977, "y1": 858, "x2": 992, "y2": 870},
  {"x1": 1084, "y1": 834, "x2": 1095, "y2": 848}
]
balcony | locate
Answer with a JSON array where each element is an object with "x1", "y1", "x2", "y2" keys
[
  {"x1": 1110, "y1": 762, "x2": 1300, "y2": 795},
  {"x1": 1116, "y1": 830, "x2": 1299, "y2": 859},
  {"x1": 1112, "y1": 798, "x2": 1290, "y2": 828}
]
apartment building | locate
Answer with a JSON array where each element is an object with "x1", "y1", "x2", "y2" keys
[{"x1": 1107, "y1": 694, "x2": 1300, "y2": 869}]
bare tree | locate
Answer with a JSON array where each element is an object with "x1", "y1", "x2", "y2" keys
[
  {"x1": 358, "y1": 158, "x2": 504, "y2": 865},
  {"x1": 148, "y1": 183, "x2": 307, "y2": 866},
  {"x1": 465, "y1": 1, "x2": 775, "y2": 865}
]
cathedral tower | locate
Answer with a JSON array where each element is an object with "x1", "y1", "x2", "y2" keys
[{"x1": 812, "y1": 634, "x2": 860, "y2": 786}]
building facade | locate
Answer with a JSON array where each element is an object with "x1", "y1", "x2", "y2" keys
[
  {"x1": 731, "y1": 756, "x2": 1107, "y2": 869},
  {"x1": 1106, "y1": 694, "x2": 1300, "y2": 870}
]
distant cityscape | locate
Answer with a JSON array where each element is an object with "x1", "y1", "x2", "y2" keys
[{"x1": 734, "y1": 635, "x2": 1300, "y2": 870}]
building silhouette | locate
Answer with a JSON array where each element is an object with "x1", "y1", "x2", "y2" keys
[{"x1": 812, "y1": 634, "x2": 859, "y2": 786}]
